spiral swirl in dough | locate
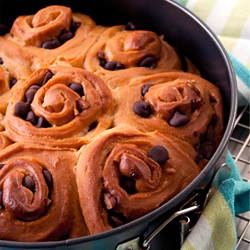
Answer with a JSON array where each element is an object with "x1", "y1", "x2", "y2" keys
[
  {"x1": 11, "y1": 5, "x2": 73, "y2": 47},
  {"x1": 1, "y1": 6, "x2": 97, "y2": 69},
  {"x1": 76, "y1": 126, "x2": 200, "y2": 234},
  {"x1": 0, "y1": 143, "x2": 88, "y2": 241},
  {"x1": 115, "y1": 72, "x2": 224, "y2": 151},
  {"x1": 83, "y1": 25, "x2": 199, "y2": 88},
  {"x1": 4, "y1": 66, "x2": 114, "y2": 148}
]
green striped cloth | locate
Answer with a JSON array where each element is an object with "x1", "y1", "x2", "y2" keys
[
  {"x1": 181, "y1": 152, "x2": 250, "y2": 250},
  {"x1": 173, "y1": 1, "x2": 250, "y2": 250},
  {"x1": 175, "y1": 0, "x2": 250, "y2": 106}
]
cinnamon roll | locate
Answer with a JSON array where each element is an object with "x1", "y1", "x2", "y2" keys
[
  {"x1": 0, "y1": 143, "x2": 88, "y2": 241},
  {"x1": 83, "y1": 24, "x2": 199, "y2": 88},
  {"x1": 4, "y1": 66, "x2": 114, "y2": 148},
  {"x1": 114, "y1": 72, "x2": 224, "y2": 164},
  {"x1": 76, "y1": 126, "x2": 201, "y2": 234},
  {"x1": 2, "y1": 5, "x2": 97, "y2": 68}
]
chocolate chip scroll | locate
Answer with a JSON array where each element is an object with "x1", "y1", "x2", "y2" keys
[
  {"x1": 0, "y1": 143, "x2": 89, "y2": 241},
  {"x1": 114, "y1": 72, "x2": 224, "y2": 166},
  {"x1": 2, "y1": 5, "x2": 97, "y2": 68},
  {"x1": 4, "y1": 66, "x2": 114, "y2": 148},
  {"x1": 83, "y1": 24, "x2": 200, "y2": 88},
  {"x1": 76, "y1": 126, "x2": 201, "y2": 234}
]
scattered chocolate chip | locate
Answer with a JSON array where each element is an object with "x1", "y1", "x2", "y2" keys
[
  {"x1": 69, "y1": 83, "x2": 84, "y2": 97},
  {"x1": 41, "y1": 38, "x2": 60, "y2": 49},
  {"x1": 97, "y1": 52, "x2": 105, "y2": 60},
  {"x1": 23, "y1": 175, "x2": 35, "y2": 192},
  {"x1": 0, "y1": 57, "x2": 3, "y2": 65},
  {"x1": 9, "y1": 78, "x2": 17, "y2": 88},
  {"x1": 35, "y1": 116, "x2": 50, "y2": 128},
  {"x1": 42, "y1": 71, "x2": 53, "y2": 85},
  {"x1": 103, "y1": 193, "x2": 117, "y2": 210},
  {"x1": 120, "y1": 176, "x2": 136, "y2": 194},
  {"x1": 133, "y1": 101, "x2": 151, "y2": 118},
  {"x1": 29, "y1": 84, "x2": 41, "y2": 90},
  {"x1": 43, "y1": 169, "x2": 53, "y2": 189},
  {"x1": 0, "y1": 190, "x2": 3, "y2": 208},
  {"x1": 148, "y1": 145, "x2": 169, "y2": 164},
  {"x1": 138, "y1": 55, "x2": 157, "y2": 68},
  {"x1": 173, "y1": 47, "x2": 187, "y2": 72},
  {"x1": 194, "y1": 152, "x2": 203, "y2": 164},
  {"x1": 70, "y1": 20, "x2": 81, "y2": 34},
  {"x1": 142, "y1": 84, "x2": 153, "y2": 96},
  {"x1": 25, "y1": 87, "x2": 39, "y2": 103},
  {"x1": 196, "y1": 141, "x2": 216, "y2": 160},
  {"x1": 169, "y1": 110, "x2": 190, "y2": 127},
  {"x1": 104, "y1": 61, "x2": 125, "y2": 71},
  {"x1": 0, "y1": 23, "x2": 9, "y2": 36},
  {"x1": 122, "y1": 21, "x2": 136, "y2": 31},
  {"x1": 97, "y1": 52, "x2": 107, "y2": 67},
  {"x1": 186, "y1": 82, "x2": 200, "y2": 96},
  {"x1": 0, "y1": 164, "x2": 4, "y2": 170},
  {"x1": 14, "y1": 101, "x2": 30, "y2": 119},
  {"x1": 193, "y1": 131, "x2": 198, "y2": 137},
  {"x1": 89, "y1": 122, "x2": 97, "y2": 131},
  {"x1": 58, "y1": 29, "x2": 74, "y2": 44},
  {"x1": 26, "y1": 110, "x2": 38, "y2": 125},
  {"x1": 108, "y1": 211, "x2": 127, "y2": 228}
]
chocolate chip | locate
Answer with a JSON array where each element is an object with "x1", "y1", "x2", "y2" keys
[
  {"x1": 120, "y1": 176, "x2": 136, "y2": 194},
  {"x1": 97, "y1": 52, "x2": 107, "y2": 67},
  {"x1": 148, "y1": 145, "x2": 169, "y2": 164},
  {"x1": 138, "y1": 56, "x2": 157, "y2": 68},
  {"x1": 23, "y1": 175, "x2": 35, "y2": 192},
  {"x1": 186, "y1": 82, "x2": 200, "y2": 96},
  {"x1": 122, "y1": 21, "x2": 136, "y2": 31},
  {"x1": 26, "y1": 110, "x2": 38, "y2": 125},
  {"x1": 43, "y1": 169, "x2": 52, "y2": 189},
  {"x1": 9, "y1": 78, "x2": 17, "y2": 88},
  {"x1": 29, "y1": 84, "x2": 41, "y2": 90},
  {"x1": 0, "y1": 23, "x2": 9, "y2": 36},
  {"x1": 89, "y1": 122, "x2": 97, "y2": 131},
  {"x1": 25, "y1": 88, "x2": 38, "y2": 103},
  {"x1": 0, "y1": 164, "x2": 4, "y2": 170},
  {"x1": 0, "y1": 190, "x2": 3, "y2": 208},
  {"x1": 196, "y1": 141, "x2": 216, "y2": 159},
  {"x1": 104, "y1": 61, "x2": 124, "y2": 71},
  {"x1": 42, "y1": 71, "x2": 53, "y2": 85},
  {"x1": 173, "y1": 47, "x2": 187, "y2": 72},
  {"x1": 41, "y1": 39, "x2": 60, "y2": 49},
  {"x1": 58, "y1": 29, "x2": 74, "y2": 44},
  {"x1": 133, "y1": 101, "x2": 151, "y2": 118},
  {"x1": 35, "y1": 116, "x2": 50, "y2": 128},
  {"x1": 169, "y1": 110, "x2": 190, "y2": 127},
  {"x1": 142, "y1": 84, "x2": 153, "y2": 96},
  {"x1": 0, "y1": 57, "x2": 3, "y2": 65},
  {"x1": 69, "y1": 83, "x2": 84, "y2": 97},
  {"x1": 14, "y1": 101, "x2": 30, "y2": 119},
  {"x1": 108, "y1": 211, "x2": 127, "y2": 228},
  {"x1": 70, "y1": 20, "x2": 81, "y2": 34}
]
